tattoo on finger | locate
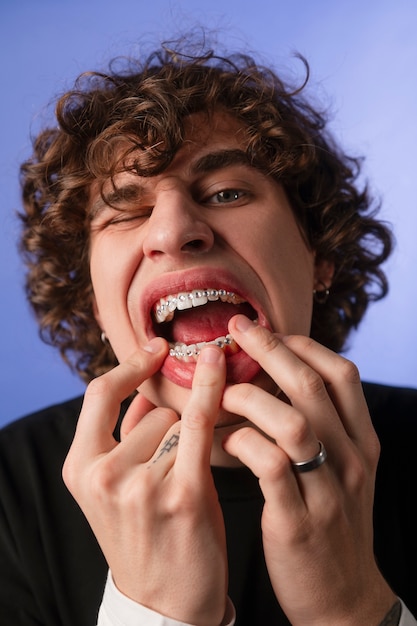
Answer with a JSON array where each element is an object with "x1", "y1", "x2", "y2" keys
[{"x1": 151, "y1": 432, "x2": 180, "y2": 465}]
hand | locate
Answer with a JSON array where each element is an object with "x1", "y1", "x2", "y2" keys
[
  {"x1": 63, "y1": 339, "x2": 228, "y2": 626},
  {"x1": 222, "y1": 315, "x2": 397, "y2": 626}
]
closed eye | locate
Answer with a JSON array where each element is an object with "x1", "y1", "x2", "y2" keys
[
  {"x1": 108, "y1": 207, "x2": 153, "y2": 225},
  {"x1": 91, "y1": 206, "x2": 153, "y2": 230}
]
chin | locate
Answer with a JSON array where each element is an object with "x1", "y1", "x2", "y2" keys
[
  {"x1": 138, "y1": 371, "x2": 192, "y2": 416},
  {"x1": 139, "y1": 359, "x2": 277, "y2": 425}
]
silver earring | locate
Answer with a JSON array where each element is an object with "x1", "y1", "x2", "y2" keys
[
  {"x1": 100, "y1": 331, "x2": 108, "y2": 344},
  {"x1": 313, "y1": 281, "x2": 330, "y2": 304}
]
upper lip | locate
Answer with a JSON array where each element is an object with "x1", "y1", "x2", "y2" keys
[{"x1": 141, "y1": 267, "x2": 268, "y2": 338}]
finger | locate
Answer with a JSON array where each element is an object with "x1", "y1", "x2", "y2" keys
[
  {"x1": 120, "y1": 393, "x2": 157, "y2": 441},
  {"x1": 229, "y1": 315, "x2": 325, "y2": 402},
  {"x1": 222, "y1": 382, "x2": 320, "y2": 464},
  {"x1": 279, "y1": 334, "x2": 375, "y2": 444},
  {"x1": 147, "y1": 420, "x2": 182, "y2": 470},
  {"x1": 222, "y1": 427, "x2": 333, "y2": 535},
  {"x1": 223, "y1": 425, "x2": 305, "y2": 501},
  {"x1": 72, "y1": 338, "x2": 168, "y2": 458},
  {"x1": 229, "y1": 316, "x2": 347, "y2": 436},
  {"x1": 114, "y1": 407, "x2": 180, "y2": 468},
  {"x1": 229, "y1": 315, "x2": 340, "y2": 442},
  {"x1": 229, "y1": 315, "x2": 371, "y2": 440},
  {"x1": 228, "y1": 316, "x2": 378, "y2": 475},
  {"x1": 176, "y1": 344, "x2": 226, "y2": 478}
]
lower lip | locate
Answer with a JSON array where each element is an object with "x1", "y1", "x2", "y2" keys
[{"x1": 160, "y1": 348, "x2": 261, "y2": 388}]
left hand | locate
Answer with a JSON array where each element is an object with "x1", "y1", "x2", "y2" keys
[{"x1": 222, "y1": 315, "x2": 397, "y2": 626}]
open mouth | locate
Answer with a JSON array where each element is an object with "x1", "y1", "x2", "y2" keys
[{"x1": 152, "y1": 288, "x2": 258, "y2": 361}]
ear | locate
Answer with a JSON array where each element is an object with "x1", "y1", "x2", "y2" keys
[{"x1": 313, "y1": 258, "x2": 335, "y2": 291}]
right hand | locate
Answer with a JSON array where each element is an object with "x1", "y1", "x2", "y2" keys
[{"x1": 63, "y1": 338, "x2": 229, "y2": 626}]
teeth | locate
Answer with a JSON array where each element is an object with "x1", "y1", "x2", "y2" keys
[
  {"x1": 192, "y1": 290, "x2": 208, "y2": 307},
  {"x1": 169, "y1": 334, "x2": 238, "y2": 361},
  {"x1": 154, "y1": 288, "x2": 245, "y2": 324},
  {"x1": 153, "y1": 288, "x2": 252, "y2": 361},
  {"x1": 176, "y1": 292, "x2": 194, "y2": 311}
]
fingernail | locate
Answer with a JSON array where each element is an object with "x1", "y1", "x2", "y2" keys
[
  {"x1": 199, "y1": 344, "x2": 223, "y2": 364},
  {"x1": 233, "y1": 314, "x2": 255, "y2": 333},
  {"x1": 143, "y1": 337, "x2": 166, "y2": 353}
]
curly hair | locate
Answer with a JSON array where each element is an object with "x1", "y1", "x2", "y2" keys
[{"x1": 19, "y1": 39, "x2": 393, "y2": 383}]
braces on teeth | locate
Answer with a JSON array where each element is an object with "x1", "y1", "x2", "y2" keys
[
  {"x1": 154, "y1": 289, "x2": 245, "y2": 324},
  {"x1": 153, "y1": 288, "x2": 246, "y2": 361},
  {"x1": 169, "y1": 334, "x2": 236, "y2": 361}
]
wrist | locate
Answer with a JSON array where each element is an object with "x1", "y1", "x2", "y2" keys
[{"x1": 100, "y1": 571, "x2": 236, "y2": 626}]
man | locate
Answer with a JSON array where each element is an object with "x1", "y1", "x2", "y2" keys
[{"x1": 1, "y1": 40, "x2": 416, "y2": 625}]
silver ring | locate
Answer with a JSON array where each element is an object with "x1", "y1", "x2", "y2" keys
[{"x1": 291, "y1": 441, "x2": 327, "y2": 473}]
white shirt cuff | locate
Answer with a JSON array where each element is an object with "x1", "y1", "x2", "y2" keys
[
  {"x1": 97, "y1": 571, "x2": 415, "y2": 626},
  {"x1": 400, "y1": 600, "x2": 417, "y2": 626},
  {"x1": 97, "y1": 570, "x2": 235, "y2": 626}
]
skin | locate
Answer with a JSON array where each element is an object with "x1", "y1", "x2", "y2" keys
[
  {"x1": 88, "y1": 111, "x2": 319, "y2": 430},
  {"x1": 63, "y1": 111, "x2": 397, "y2": 624}
]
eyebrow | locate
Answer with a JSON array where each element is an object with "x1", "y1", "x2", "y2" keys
[
  {"x1": 90, "y1": 149, "x2": 253, "y2": 217},
  {"x1": 90, "y1": 183, "x2": 144, "y2": 217},
  {"x1": 191, "y1": 149, "x2": 252, "y2": 175}
]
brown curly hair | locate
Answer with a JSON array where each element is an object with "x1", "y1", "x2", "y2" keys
[{"x1": 19, "y1": 40, "x2": 393, "y2": 383}]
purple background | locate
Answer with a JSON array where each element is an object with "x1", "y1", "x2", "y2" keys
[{"x1": 1, "y1": 0, "x2": 416, "y2": 427}]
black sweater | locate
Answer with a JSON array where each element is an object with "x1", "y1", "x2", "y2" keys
[{"x1": 1, "y1": 382, "x2": 416, "y2": 625}]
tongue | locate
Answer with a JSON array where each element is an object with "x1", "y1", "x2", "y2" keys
[{"x1": 170, "y1": 301, "x2": 253, "y2": 344}]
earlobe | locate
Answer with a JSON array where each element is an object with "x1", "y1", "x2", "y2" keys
[
  {"x1": 95, "y1": 297, "x2": 109, "y2": 345},
  {"x1": 313, "y1": 259, "x2": 334, "y2": 304},
  {"x1": 313, "y1": 258, "x2": 335, "y2": 291}
]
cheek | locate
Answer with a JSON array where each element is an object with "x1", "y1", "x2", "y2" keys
[
  {"x1": 89, "y1": 235, "x2": 142, "y2": 357},
  {"x1": 90, "y1": 232, "x2": 138, "y2": 303},
  {"x1": 90, "y1": 251, "x2": 120, "y2": 329},
  {"x1": 255, "y1": 232, "x2": 315, "y2": 333}
]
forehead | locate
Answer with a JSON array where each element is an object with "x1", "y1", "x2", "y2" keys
[
  {"x1": 183, "y1": 110, "x2": 247, "y2": 143},
  {"x1": 170, "y1": 110, "x2": 249, "y2": 169}
]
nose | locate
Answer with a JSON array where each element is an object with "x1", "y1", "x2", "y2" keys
[{"x1": 142, "y1": 186, "x2": 214, "y2": 260}]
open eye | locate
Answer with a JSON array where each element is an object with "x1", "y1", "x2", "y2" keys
[{"x1": 207, "y1": 189, "x2": 247, "y2": 204}]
